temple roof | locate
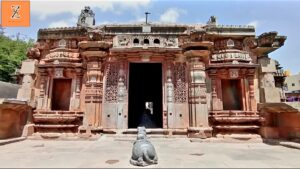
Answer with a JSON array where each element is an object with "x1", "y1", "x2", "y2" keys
[{"x1": 38, "y1": 22, "x2": 256, "y2": 39}]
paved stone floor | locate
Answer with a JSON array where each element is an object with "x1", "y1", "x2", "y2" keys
[{"x1": 0, "y1": 135, "x2": 299, "y2": 168}]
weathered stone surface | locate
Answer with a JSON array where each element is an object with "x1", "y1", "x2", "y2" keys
[
  {"x1": 19, "y1": 60, "x2": 37, "y2": 74},
  {"x1": 0, "y1": 99, "x2": 31, "y2": 139}
]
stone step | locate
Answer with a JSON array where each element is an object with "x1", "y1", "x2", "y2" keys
[
  {"x1": 211, "y1": 116, "x2": 262, "y2": 123},
  {"x1": 214, "y1": 125, "x2": 260, "y2": 130},
  {"x1": 33, "y1": 110, "x2": 84, "y2": 116},
  {"x1": 33, "y1": 116, "x2": 79, "y2": 123},
  {"x1": 34, "y1": 124, "x2": 79, "y2": 128}
]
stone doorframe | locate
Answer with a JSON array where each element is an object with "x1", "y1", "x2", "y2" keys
[
  {"x1": 36, "y1": 66, "x2": 83, "y2": 112},
  {"x1": 207, "y1": 66, "x2": 258, "y2": 112},
  {"x1": 102, "y1": 51, "x2": 189, "y2": 130}
]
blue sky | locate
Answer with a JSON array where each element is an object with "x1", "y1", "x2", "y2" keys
[{"x1": 2, "y1": 0, "x2": 300, "y2": 74}]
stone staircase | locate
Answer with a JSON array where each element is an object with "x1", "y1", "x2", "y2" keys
[
  {"x1": 32, "y1": 110, "x2": 84, "y2": 138},
  {"x1": 209, "y1": 110, "x2": 264, "y2": 139}
]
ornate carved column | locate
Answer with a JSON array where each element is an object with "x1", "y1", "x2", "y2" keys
[
  {"x1": 187, "y1": 57, "x2": 208, "y2": 127},
  {"x1": 79, "y1": 40, "x2": 110, "y2": 131},
  {"x1": 184, "y1": 48, "x2": 212, "y2": 138}
]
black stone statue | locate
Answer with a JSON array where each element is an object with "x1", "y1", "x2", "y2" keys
[{"x1": 130, "y1": 127, "x2": 158, "y2": 166}]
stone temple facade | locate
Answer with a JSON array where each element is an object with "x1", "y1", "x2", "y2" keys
[{"x1": 17, "y1": 7, "x2": 288, "y2": 139}]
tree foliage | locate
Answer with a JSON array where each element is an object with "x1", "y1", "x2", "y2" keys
[{"x1": 0, "y1": 34, "x2": 34, "y2": 83}]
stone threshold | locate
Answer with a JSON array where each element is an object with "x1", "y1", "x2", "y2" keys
[{"x1": 0, "y1": 137, "x2": 26, "y2": 146}]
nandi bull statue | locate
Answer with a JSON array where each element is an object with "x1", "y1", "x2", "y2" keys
[{"x1": 130, "y1": 127, "x2": 158, "y2": 166}]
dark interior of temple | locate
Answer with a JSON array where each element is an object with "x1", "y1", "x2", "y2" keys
[
  {"x1": 51, "y1": 79, "x2": 72, "y2": 111},
  {"x1": 128, "y1": 63, "x2": 163, "y2": 128},
  {"x1": 221, "y1": 79, "x2": 243, "y2": 110}
]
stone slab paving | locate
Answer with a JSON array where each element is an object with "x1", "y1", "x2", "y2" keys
[{"x1": 0, "y1": 135, "x2": 299, "y2": 168}]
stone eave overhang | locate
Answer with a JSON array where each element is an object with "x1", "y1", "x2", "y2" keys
[
  {"x1": 100, "y1": 23, "x2": 189, "y2": 35},
  {"x1": 103, "y1": 32, "x2": 188, "y2": 36},
  {"x1": 204, "y1": 24, "x2": 255, "y2": 37},
  {"x1": 38, "y1": 26, "x2": 87, "y2": 40}
]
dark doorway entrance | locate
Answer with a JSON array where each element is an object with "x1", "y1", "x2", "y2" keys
[
  {"x1": 221, "y1": 79, "x2": 243, "y2": 110},
  {"x1": 128, "y1": 63, "x2": 163, "y2": 128},
  {"x1": 51, "y1": 79, "x2": 72, "y2": 111}
]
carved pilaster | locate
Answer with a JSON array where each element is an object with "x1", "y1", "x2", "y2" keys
[
  {"x1": 247, "y1": 69, "x2": 257, "y2": 111},
  {"x1": 37, "y1": 68, "x2": 48, "y2": 110},
  {"x1": 83, "y1": 53, "x2": 106, "y2": 130},
  {"x1": 166, "y1": 60, "x2": 175, "y2": 129},
  {"x1": 187, "y1": 57, "x2": 209, "y2": 128},
  {"x1": 116, "y1": 57, "x2": 128, "y2": 129}
]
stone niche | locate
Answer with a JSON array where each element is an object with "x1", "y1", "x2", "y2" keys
[{"x1": 0, "y1": 99, "x2": 32, "y2": 139}]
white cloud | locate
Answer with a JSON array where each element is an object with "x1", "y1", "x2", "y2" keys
[
  {"x1": 247, "y1": 20, "x2": 259, "y2": 28},
  {"x1": 159, "y1": 8, "x2": 186, "y2": 23},
  {"x1": 48, "y1": 20, "x2": 71, "y2": 28},
  {"x1": 31, "y1": 0, "x2": 151, "y2": 20}
]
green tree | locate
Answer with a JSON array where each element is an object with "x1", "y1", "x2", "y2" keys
[{"x1": 0, "y1": 33, "x2": 34, "y2": 83}]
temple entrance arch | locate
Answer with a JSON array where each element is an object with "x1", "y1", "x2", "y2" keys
[{"x1": 128, "y1": 63, "x2": 163, "y2": 128}]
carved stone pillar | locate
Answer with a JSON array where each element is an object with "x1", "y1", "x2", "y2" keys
[
  {"x1": 165, "y1": 60, "x2": 174, "y2": 129},
  {"x1": 17, "y1": 59, "x2": 38, "y2": 108},
  {"x1": 247, "y1": 71, "x2": 257, "y2": 111},
  {"x1": 258, "y1": 56, "x2": 281, "y2": 103},
  {"x1": 187, "y1": 57, "x2": 208, "y2": 127},
  {"x1": 80, "y1": 42, "x2": 109, "y2": 131},
  {"x1": 184, "y1": 48, "x2": 212, "y2": 138},
  {"x1": 116, "y1": 57, "x2": 128, "y2": 129},
  {"x1": 37, "y1": 68, "x2": 48, "y2": 110}
]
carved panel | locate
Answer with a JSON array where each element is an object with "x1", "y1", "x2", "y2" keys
[
  {"x1": 214, "y1": 39, "x2": 243, "y2": 50},
  {"x1": 211, "y1": 51, "x2": 252, "y2": 63},
  {"x1": 174, "y1": 63, "x2": 187, "y2": 103},
  {"x1": 113, "y1": 35, "x2": 179, "y2": 48},
  {"x1": 104, "y1": 63, "x2": 119, "y2": 103},
  {"x1": 85, "y1": 84, "x2": 103, "y2": 103},
  {"x1": 229, "y1": 69, "x2": 239, "y2": 79}
]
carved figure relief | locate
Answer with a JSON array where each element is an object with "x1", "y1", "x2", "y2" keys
[
  {"x1": 54, "y1": 68, "x2": 64, "y2": 78},
  {"x1": 58, "y1": 39, "x2": 66, "y2": 48},
  {"x1": 229, "y1": 69, "x2": 239, "y2": 79}
]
